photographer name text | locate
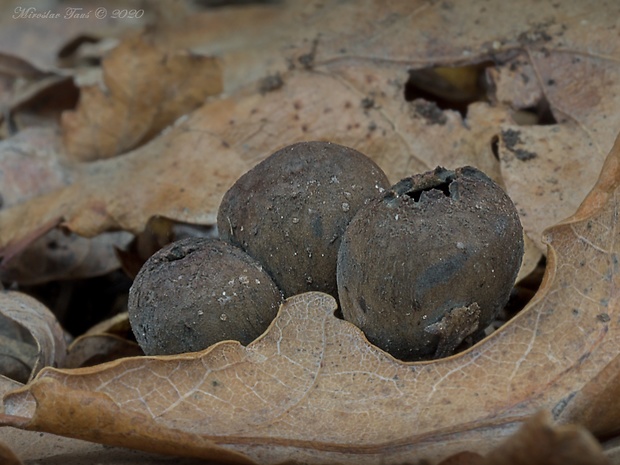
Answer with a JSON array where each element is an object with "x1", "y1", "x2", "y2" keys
[{"x1": 13, "y1": 6, "x2": 144, "y2": 20}]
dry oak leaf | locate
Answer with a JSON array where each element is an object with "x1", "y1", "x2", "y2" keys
[
  {"x1": 0, "y1": 373, "x2": 201, "y2": 465},
  {"x1": 0, "y1": 66, "x2": 506, "y2": 255},
  {"x1": 0, "y1": 228, "x2": 133, "y2": 285},
  {"x1": 0, "y1": 127, "x2": 133, "y2": 283},
  {"x1": 436, "y1": 412, "x2": 610, "y2": 465},
  {"x1": 316, "y1": 0, "x2": 620, "y2": 259},
  {"x1": 480, "y1": 411, "x2": 609, "y2": 465},
  {"x1": 2, "y1": 134, "x2": 620, "y2": 463},
  {"x1": 151, "y1": 0, "x2": 616, "y2": 96},
  {"x1": 0, "y1": 127, "x2": 69, "y2": 208},
  {"x1": 492, "y1": 42, "x2": 620, "y2": 252},
  {"x1": 0, "y1": 439, "x2": 21, "y2": 465},
  {"x1": 499, "y1": 124, "x2": 609, "y2": 252},
  {"x1": 62, "y1": 33, "x2": 223, "y2": 161},
  {"x1": 0, "y1": 53, "x2": 76, "y2": 138},
  {"x1": 0, "y1": 291, "x2": 66, "y2": 383}
]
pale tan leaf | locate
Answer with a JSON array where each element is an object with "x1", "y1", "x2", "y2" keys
[
  {"x1": 482, "y1": 412, "x2": 609, "y2": 465},
  {"x1": 495, "y1": 41, "x2": 620, "y2": 251},
  {"x1": 65, "y1": 335, "x2": 142, "y2": 369},
  {"x1": 61, "y1": 33, "x2": 223, "y2": 161},
  {"x1": 0, "y1": 230, "x2": 132, "y2": 285},
  {"x1": 0, "y1": 439, "x2": 21, "y2": 465},
  {"x1": 499, "y1": 125, "x2": 608, "y2": 252},
  {"x1": 516, "y1": 236, "x2": 543, "y2": 283},
  {"x1": 84, "y1": 312, "x2": 131, "y2": 337},
  {"x1": 0, "y1": 291, "x2": 66, "y2": 381},
  {"x1": 0, "y1": 67, "x2": 504, "y2": 250},
  {"x1": 0, "y1": 127, "x2": 68, "y2": 209},
  {"x1": 0, "y1": 376, "x2": 23, "y2": 408}
]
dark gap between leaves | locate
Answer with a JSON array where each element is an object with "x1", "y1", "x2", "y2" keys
[
  {"x1": 491, "y1": 135, "x2": 500, "y2": 160},
  {"x1": 21, "y1": 270, "x2": 133, "y2": 337},
  {"x1": 403, "y1": 62, "x2": 493, "y2": 117},
  {"x1": 512, "y1": 95, "x2": 558, "y2": 126}
]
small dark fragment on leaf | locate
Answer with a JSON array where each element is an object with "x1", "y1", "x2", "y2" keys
[
  {"x1": 412, "y1": 100, "x2": 447, "y2": 125},
  {"x1": 501, "y1": 129, "x2": 523, "y2": 150},
  {"x1": 298, "y1": 37, "x2": 319, "y2": 69},
  {"x1": 298, "y1": 53, "x2": 314, "y2": 69},
  {"x1": 258, "y1": 73, "x2": 284, "y2": 94},
  {"x1": 597, "y1": 313, "x2": 611, "y2": 323},
  {"x1": 518, "y1": 24, "x2": 554, "y2": 46},
  {"x1": 501, "y1": 129, "x2": 537, "y2": 160},
  {"x1": 361, "y1": 97, "x2": 375, "y2": 109},
  {"x1": 515, "y1": 149, "x2": 537, "y2": 161},
  {"x1": 551, "y1": 391, "x2": 577, "y2": 419}
]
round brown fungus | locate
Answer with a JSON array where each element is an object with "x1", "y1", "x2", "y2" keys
[
  {"x1": 217, "y1": 141, "x2": 390, "y2": 298},
  {"x1": 337, "y1": 166, "x2": 524, "y2": 361},
  {"x1": 128, "y1": 238, "x2": 283, "y2": 355}
]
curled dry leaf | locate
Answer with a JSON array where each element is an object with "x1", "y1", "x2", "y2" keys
[
  {"x1": 64, "y1": 334, "x2": 142, "y2": 369},
  {"x1": 65, "y1": 312, "x2": 141, "y2": 370},
  {"x1": 0, "y1": 376, "x2": 23, "y2": 401},
  {"x1": 0, "y1": 440, "x2": 22, "y2": 465},
  {"x1": 437, "y1": 411, "x2": 610, "y2": 465},
  {"x1": 2, "y1": 134, "x2": 620, "y2": 463},
  {"x1": 62, "y1": 33, "x2": 223, "y2": 161},
  {"x1": 1, "y1": 376, "x2": 153, "y2": 465},
  {"x1": 0, "y1": 127, "x2": 69, "y2": 208},
  {"x1": 0, "y1": 53, "x2": 76, "y2": 137},
  {"x1": 0, "y1": 229, "x2": 133, "y2": 285},
  {"x1": 0, "y1": 127, "x2": 132, "y2": 283},
  {"x1": 0, "y1": 291, "x2": 66, "y2": 382},
  {"x1": 0, "y1": 330, "x2": 37, "y2": 384},
  {"x1": 0, "y1": 67, "x2": 504, "y2": 253},
  {"x1": 499, "y1": 125, "x2": 609, "y2": 252},
  {"x1": 493, "y1": 45, "x2": 620, "y2": 252},
  {"x1": 480, "y1": 411, "x2": 609, "y2": 465},
  {"x1": 516, "y1": 235, "x2": 542, "y2": 283}
]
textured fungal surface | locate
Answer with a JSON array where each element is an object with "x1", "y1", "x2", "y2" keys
[
  {"x1": 337, "y1": 166, "x2": 524, "y2": 361},
  {"x1": 217, "y1": 141, "x2": 390, "y2": 298},
  {"x1": 128, "y1": 238, "x2": 282, "y2": 355}
]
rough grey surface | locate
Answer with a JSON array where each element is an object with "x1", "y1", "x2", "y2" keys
[
  {"x1": 217, "y1": 141, "x2": 391, "y2": 298},
  {"x1": 337, "y1": 166, "x2": 524, "y2": 361},
  {"x1": 128, "y1": 238, "x2": 283, "y2": 355}
]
